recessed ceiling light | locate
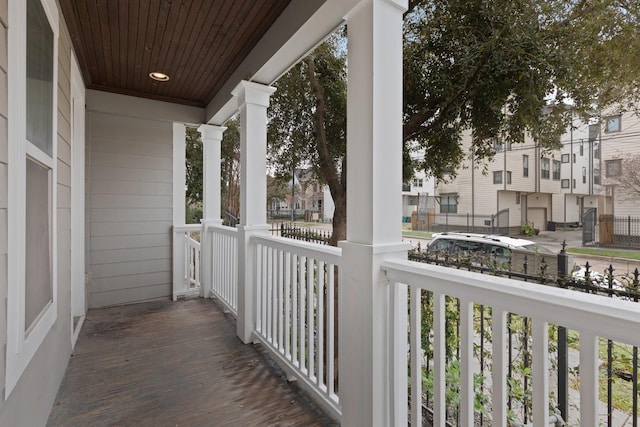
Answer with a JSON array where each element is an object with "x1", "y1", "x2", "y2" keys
[{"x1": 149, "y1": 71, "x2": 170, "y2": 82}]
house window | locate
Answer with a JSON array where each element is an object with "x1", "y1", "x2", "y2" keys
[
  {"x1": 579, "y1": 144, "x2": 584, "y2": 156},
  {"x1": 573, "y1": 179, "x2": 576, "y2": 189},
  {"x1": 605, "y1": 115, "x2": 621, "y2": 133},
  {"x1": 493, "y1": 171, "x2": 503, "y2": 184},
  {"x1": 561, "y1": 179, "x2": 570, "y2": 188},
  {"x1": 541, "y1": 158, "x2": 550, "y2": 179},
  {"x1": 606, "y1": 159, "x2": 622, "y2": 177},
  {"x1": 594, "y1": 168, "x2": 600, "y2": 185},
  {"x1": 523, "y1": 155, "x2": 529, "y2": 177},
  {"x1": 552, "y1": 160, "x2": 561, "y2": 180},
  {"x1": 506, "y1": 171, "x2": 512, "y2": 184},
  {"x1": 582, "y1": 167, "x2": 586, "y2": 184},
  {"x1": 413, "y1": 178, "x2": 423, "y2": 187},
  {"x1": 515, "y1": 192, "x2": 520, "y2": 204},
  {"x1": 561, "y1": 153, "x2": 569, "y2": 163},
  {"x1": 6, "y1": 0, "x2": 59, "y2": 397},
  {"x1": 439, "y1": 194, "x2": 458, "y2": 214},
  {"x1": 572, "y1": 154, "x2": 576, "y2": 163},
  {"x1": 493, "y1": 139, "x2": 503, "y2": 152},
  {"x1": 594, "y1": 142, "x2": 600, "y2": 159},
  {"x1": 506, "y1": 140, "x2": 512, "y2": 151}
]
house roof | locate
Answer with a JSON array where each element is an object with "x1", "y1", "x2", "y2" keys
[{"x1": 59, "y1": 0, "x2": 328, "y2": 115}]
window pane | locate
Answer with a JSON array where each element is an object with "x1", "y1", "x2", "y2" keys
[
  {"x1": 27, "y1": 0, "x2": 54, "y2": 156},
  {"x1": 493, "y1": 171, "x2": 502, "y2": 184},
  {"x1": 25, "y1": 158, "x2": 52, "y2": 331}
]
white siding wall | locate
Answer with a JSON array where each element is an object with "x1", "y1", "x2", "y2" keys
[
  {"x1": 0, "y1": 8, "x2": 75, "y2": 425},
  {"x1": 0, "y1": 0, "x2": 8, "y2": 401},
  {"x1": 601, "y1": 112, "x2": 640, "y2": 216},
  {"x1": 87, "y1": 112, "x2": 174, "y2": 307}
]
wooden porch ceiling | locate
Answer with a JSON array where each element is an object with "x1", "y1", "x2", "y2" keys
[
  {"x1": 47, "y1": 299, "x2": 336, "y2": 426},
  {"x1": 59, "y1": 0, "x2": 299, "y2": 108}
]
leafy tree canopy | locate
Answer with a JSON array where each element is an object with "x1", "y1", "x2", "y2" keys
[
  {"x1": 266, "y1": 0, "x2": 640, "y2": 243},
  {"x1": 404, "y1": 0, "x2": 640, "y2": 179}
]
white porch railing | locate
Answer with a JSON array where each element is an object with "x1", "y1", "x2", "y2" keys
[
  {"x1": 382, "y1": 259, "x2": 640, "y2": 427},
  {"x1": 207, "y1": 223, "x2": 238, "y2": 314},
  {"x1": 252, "y1": 235, "x2": 341, "y2": 420},
  {"x1": 172, "y1": 224, "x2": 202, "y2": 300}
]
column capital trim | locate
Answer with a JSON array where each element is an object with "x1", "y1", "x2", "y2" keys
[
  {"x1": 232, "y1": 80, "x2": 276, "y2": 108},
  {"x1": 197, "y1": 123, "x2": 227, "y2": 141}
]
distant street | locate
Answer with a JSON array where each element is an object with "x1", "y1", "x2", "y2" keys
[{"x1": 287, "y1": 221, "x2": 640, "y2": 280}]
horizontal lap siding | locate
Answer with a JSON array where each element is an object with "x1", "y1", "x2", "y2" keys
[
  {"x1": 88, "y1": 113, "x2": 173, "y2": 307},
  {"x1": 0, "y1": 7, "x2": 7, "y2": 397}
]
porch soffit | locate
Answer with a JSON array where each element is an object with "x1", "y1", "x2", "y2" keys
[{"x1": 58, "y1": 0, "x2": 325, "y2": 109}]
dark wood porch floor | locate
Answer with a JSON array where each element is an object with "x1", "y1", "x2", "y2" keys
[{"x1": 47, "y1": 299, "x2": 337, "y2": 427}]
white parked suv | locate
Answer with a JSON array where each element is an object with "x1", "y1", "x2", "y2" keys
[{"x1": 427, "y1": 232, "x2": 553, "y2": 266}]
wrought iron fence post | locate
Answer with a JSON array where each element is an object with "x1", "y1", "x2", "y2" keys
[
  {"x1": 629, "y1": 215, "x2": 632, "y2": 249},
  {"x1": 557, "y1": 241, "x2": 569, "y2": 421},
  {"x1": 634, "y1": 268, "x2": 639, "y2": 427}
]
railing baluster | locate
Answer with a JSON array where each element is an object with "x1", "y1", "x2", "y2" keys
[
  {"x1": 277, "y1": 248, "x2": 284, "y2": 351},
  {"x1": 433, "y1": 291, "x2": 446, "y2": 427},
  {"x1": 317, "y1": 261, "x2": 325, "y2": 388},
  {"x1": 284, "y1": 250, "x2": 291, "y2": 360},
  {"x1": 460, "y1": 298, "x2": 474, "y2": 427},
  {"x1": 292, "y1": 253, "x2": 299, "y2": 368},
  {"x1": 532, "y1": 318, "x2": 549, "y2": 426},
  {"x1": 327, "y1": 262, "x2": 335, "y2": 398},
  {"x1": 267, "y1": 248, "x2": 278, "y2": 348},
  {"x1": 307, "y1": 256, "x2": 315, "y2": 381},
  {"x1": 299, "y1": 255, "x2": 306, "y2": 374},
  {"x1": 492, "y1": 308, "x2": 508, "y2": 427},
  {"x1": 410, "y1": 286, "x2": 422, "y2": 427},
  {"x1": 579, "y1": 330, "x2": 599, "y2": 426}
]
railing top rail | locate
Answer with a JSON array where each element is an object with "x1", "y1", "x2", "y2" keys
[
  {"x1": 382, "y1": 258, "x2": 640, "y2": 348},
  {"x1": 173, "y1": 224, "x2": 203, "y2": 232},
  {"x1": 205, "y1": 222, "x2": 238, "y2": 235},
  {"x1": 252, "y1": 234, "x2": 341, "y2": 265}
]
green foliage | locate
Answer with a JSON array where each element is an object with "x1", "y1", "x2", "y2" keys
[
  {"x1": 267, "y1": 33, "x2": 346, "y2": 184},
  {"x1": 185, "y1": 127, "x2": 203, "y2": 207},
  {"x1": 266, "y1": 175, "x2": 291, "y2": 206},
  {"x1": 520, "y1": 224, "x2": 536, "y2": 236},
  {"x1": 221, "y1": 118, "x2": 241, "y2": 218}
]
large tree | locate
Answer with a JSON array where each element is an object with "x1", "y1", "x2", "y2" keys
[
  {"x1": 268, "y1": 34, "x2": 347, "y2": 245},
  {"x1": 267, "y1": 0, "x2": 640, "y2": 245}
]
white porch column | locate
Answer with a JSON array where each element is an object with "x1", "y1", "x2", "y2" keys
[
  {"x1": 172, "y1": 123, "x2": 187, "y2": 300},
  {"x1": 197, "y1": 124, "x2": 226, "y2": 298},
  {"x1": 339, "y1": 0, "x2": 409, "y2": 426},
  {"x1": 232, "y1": 81, "x2": 276, "y2": 343}
]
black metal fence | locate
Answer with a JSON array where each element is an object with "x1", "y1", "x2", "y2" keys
[
  {"x1": 269, "y1": 222, "x2": 332, "y2": 245},
  {"x1": 599, "y1": 215, "x2": 640, "y2": 249},
  {"x1": 413, "y1": 212, "x2": 513, "y2": 235},
  {"x1": 409, "y1": 244, "x2": 640, "y2": 426}
]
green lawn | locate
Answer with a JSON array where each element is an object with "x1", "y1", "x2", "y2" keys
[
  {"x1": 567, "y1": 247, "x2": 640, "y2": 261},
  {"x1": 402, "y1": 230, "x2": 433, "y2": 239}
]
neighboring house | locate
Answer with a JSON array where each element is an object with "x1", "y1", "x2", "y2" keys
[
  {"x1": 435, "y1": 130, "x2": 558, "y2": 232},
  {"x1": 554, "y1": 118, "x2": 602, "y2": 225},
  {"x1": 597, "y1": 110, "x2": 640, "y2": 217},
  {"x1": 402, "y1": 168, "x2": 435, "y2": 222},
  {"x1": 433, "y1": 111, "x2": 633, "y2": 233}
]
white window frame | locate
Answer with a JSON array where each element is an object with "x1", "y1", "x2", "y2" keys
[
  {"x1": 605, "y1": 115, "x2": 621, "y2": 133},
  {"x1": 6, "y1": 0, "x2": 59, "y2": 397}
]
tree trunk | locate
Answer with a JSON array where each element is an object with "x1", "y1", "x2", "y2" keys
[{"x1": 330, "y1": 193, "x2": 346, "y2": 246}]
